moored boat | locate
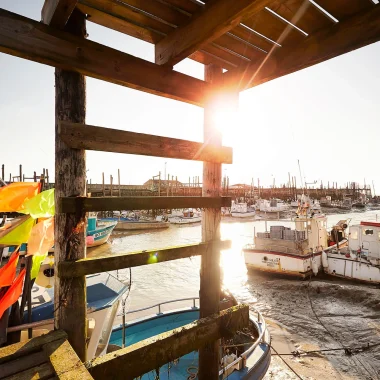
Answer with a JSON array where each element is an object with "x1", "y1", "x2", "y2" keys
[
  {"x1": 110, "y1": 297, "x2": 271, "y2": 379},
  {"x1": 323, "y1": 221, "x2": 380, "y2": 284},
  {"x1": 101, "y1": 217, "x2": 169, "y2": 231},
  {"x1": 231, "y1": 202, "x2": 256, "y2": 218},
  {"x1": 257, "y1": 199, "x2": 289, "y2": 215},
  {"x1": 243, "y1": 208, "x2": 348, "y2": 278},
  {"x1": 167, "y1": 208, "x2": 202, "y2": 224}
]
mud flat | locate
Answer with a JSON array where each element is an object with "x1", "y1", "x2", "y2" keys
[{"x1": 238, "y1": 272, "x2": 380, "y2": 379}]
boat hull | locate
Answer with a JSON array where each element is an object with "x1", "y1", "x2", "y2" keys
[
  {"x1": 325, "y1": 253, "x2": 380, "y2": 284},
  {"x1": 115, "y1": 221, "x2": 169, "y2": 231},
  {"x1": 87, "y1": 223, "x2": 116, "y2": 247},
  {"x1": 231, "y1": 212, "x2": 256, "y2": 218},
  {"x1": 244, "y1": 240, "x2": 347, "y2": 279},
  {"x1": 169, "y1": 216, "x2": 201, "y2": 224}
]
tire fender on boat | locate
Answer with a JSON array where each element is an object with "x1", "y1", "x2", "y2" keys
[
  {"x1": 322, "y1": 251, "x2": 329, "y2": 269},
  {"x1": 311, "y1": 258, "x2": 318, "y2": 276}
]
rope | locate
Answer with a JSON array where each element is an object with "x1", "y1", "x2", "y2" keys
[
  {"x1": 270, "y1": 344, "x2": 303, "y2": 380},
  {"x1": 186, "y1": 366, "x2": 198, "y2": 380}
]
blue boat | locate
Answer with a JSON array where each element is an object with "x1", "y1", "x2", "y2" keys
[
  {"x1": 86, "y1": 215, "x2": 117, "y2": 247},
  {"x1": 110, "y1": 298, "x2": 271, "y2": 379}
]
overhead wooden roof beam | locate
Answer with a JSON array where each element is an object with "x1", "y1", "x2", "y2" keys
[
  {"x1": 225, "y1": 4, "x2": 380, "y2": 91},
  {"x1": 155, "y1": 0, "x2": 274, "y2": 67},
  {"x1": 0, "y1": 9, "x2": 207, "y2": 106},
  {"x1": 41, "y1": 0, "x2": 78, "y2": 28}
]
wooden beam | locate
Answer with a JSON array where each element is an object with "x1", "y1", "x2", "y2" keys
[
  {"x1": 0, "y1": 9, "x2": 208, "y2": 107},
  {"x1": 59, "y1": 121, "x2": 233, "y2": 164},
  {"x1": 199, "y1": 64, "x2": 224, "y2": 379},
  {"x1": 225, "y1": 5, "x2": 380, "y2": 91},
  {"x1": 41, "y1": 0, "x2": 78, "y2": 29},
  {"x1": 155, "y1": 0, "x2": 272, "y2": 67},
  {"x1": 54, "y1": 9, "x2": 87, "y2": 362},
  {"x1": 88, "y1": 304, "x2": 249, "y2": 380},
  {"x1": 60, "y1": 196, "x2": 231, "y2": 213},
  {"x1": 58, "y1": 240, "x2": 231, "y2": 278}
]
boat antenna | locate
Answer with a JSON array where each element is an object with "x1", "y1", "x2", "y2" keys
[{"x1": 297, "y1": 159, "x2": 304, "y2": 193}]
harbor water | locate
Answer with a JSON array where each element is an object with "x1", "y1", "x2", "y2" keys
[{"x1": 98, "y1": 210, "x2": 380, "y2": 379}]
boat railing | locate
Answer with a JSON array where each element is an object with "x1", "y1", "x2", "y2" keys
[
  {"x1": 219, "y1": 308, "x2": 267, "y2": 376},
  {"x1": 118, "y1": 297, "x2": 199, "y2": 317}
]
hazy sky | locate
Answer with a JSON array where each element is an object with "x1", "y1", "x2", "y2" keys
[{"x1": 1, "y1": 1, "x2": 380, "y2": 191}]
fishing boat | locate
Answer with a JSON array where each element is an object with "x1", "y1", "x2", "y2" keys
[
  {"x1": 110, "y1": 297, "x2": 271, "y2": 379},
  {"x1": 323, "y1": 221, "x2": 380, "y2": 284},
  {"x1": 257, "y1": 199, "x2": 289, "y2": 215},
  {"x1": 101, "y1": 216, "x2": 169, "y2": 231},
  {"x1": 17, "y1": 262, "x2": 130, "y2": 360},
  {"x1": 167, "y1": 209, "x2": 202, "y2": 225},
  {"x1": 243, "y1": 204, "x2": 348, "y2": 278},
  {"x1": 231, "y1": 202, "x2": 256, "y2": 218}
]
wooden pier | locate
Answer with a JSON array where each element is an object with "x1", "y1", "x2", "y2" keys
[{"x1": 1, "y1": 0, "x2": 380, "y2": 378}]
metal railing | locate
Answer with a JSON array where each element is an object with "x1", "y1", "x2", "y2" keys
[
  {"x1": 118, "y1": 297, "x2": 199, "y2": 317},
  {"x1": 219, "y1": 308, "x2": 267, "y2": 376}
]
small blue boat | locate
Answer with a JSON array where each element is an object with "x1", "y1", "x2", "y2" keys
[
  {"x1": 87, "y1": 216, "x2": 117, "y2": 248},
  {"x1": 110, "y1": 298, "x2": 271, "y2": 379}
]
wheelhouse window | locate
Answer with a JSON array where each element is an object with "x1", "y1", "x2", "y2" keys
[{"x1": 363, "y1": 229, "x2": 373, "y2": 235}]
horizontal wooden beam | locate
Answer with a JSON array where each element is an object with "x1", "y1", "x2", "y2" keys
[
  {"x1": 0, "y1": 9, "x2": 207, "y2": 106},
  {"x1": 58, "y1": 240, "x2": 231, "y2": 278},
  {"x1": 41, "y1": 0, "x2": 78, "y2": 29},
  {"x1": 59, "y1": 122, "x2": 233, "y2": 164},
  {"x1": 155, "y1": 0, "x2": 272, "y2": 67},
  {"x1": 225, "y1": 5, "x2": 380, "y2": 91},
  {"x1": 60, "y1": 196, "x2": 231, "y2": 213},
  {"x1": 88, "y1": 304, "x2": 249, "y2": 380}
]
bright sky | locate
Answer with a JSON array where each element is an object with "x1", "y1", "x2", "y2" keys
[{"x1": 1, "y1": 1, "x2": 380, "y2": 191}]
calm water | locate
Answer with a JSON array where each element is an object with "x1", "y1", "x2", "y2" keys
[{"x1": 103, "y1": 209, "x2": 380, "y2": 379}]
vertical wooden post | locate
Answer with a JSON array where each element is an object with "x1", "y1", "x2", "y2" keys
[
  {"x1": 118, "y1": 169, "x2": 121, "y2": 197},
  {"x1": 46, "y1": 169, "x2": 49, "y2": 188},
  {"x1": 199, "y1": 64, "x2": 223, "y2": 380},
  {"x1": 1, "y1": 164, "x2": 4, "y2": 180},
  {"x1": 19, "y1": 165, "x2": 22, "y2": 182},
  {"x1": 102, "y1": 172, "x2": 105, "y2": 196},
  {"x1": 158, "y1": 171, "x2": 161, "y2": 196},
  {"x1": 110, "y1": 175, "x2": 113, "y2": 196},
  {"x1": 54, "y1": 9, "x2": 87, "y2": 361}
]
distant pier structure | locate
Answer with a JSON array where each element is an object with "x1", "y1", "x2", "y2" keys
[{"x1": 1, "y1": 164, "x2": 372, "y2": 201}]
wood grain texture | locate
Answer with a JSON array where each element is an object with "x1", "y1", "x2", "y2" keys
[
  {"x1": 60, "y1": 196, "x2": 232, "y2": 213},
  {"x1": 41, "y1": 0, "x2": 78, "y2": 29},
  {"x1": 58, "y1": 240, "x2": 232, "y2": 278},
  {"x1": 88, "y1": 304, "x2": 249, "y2": 380},
  {"x1": 0, "y1": 8, "x2": 207, "y2": 106},
  {"x1": 53, "y1": 9, "x2": 87, "y2": 362},
  {"x1": 155, "y1": 0, "x2": 273, "y2": 66},
  {"x1": 199, "y1": 64, "x2": 223, "y2": 380},
  {"x1": 59, "y1": 121, "x2": 232, "y2": 163},
  {"x1": 225, "y1": 5, "x2": 380, "y2": 91}
]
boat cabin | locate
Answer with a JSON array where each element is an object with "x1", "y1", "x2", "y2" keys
[{"x1": 348, "y1": 222, "x2": 380, "y2": 265}]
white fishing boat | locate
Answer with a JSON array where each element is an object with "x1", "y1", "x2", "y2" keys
[
  {"x1": 323, "y1": 221, "x2": 380, "y2": 284},
  {"x1": 243, "y1": 205, "x2": 348, "y2": 278},
  {"x1": 231, "y1": 202, "x2": 255, "y2": 218},
  {"x1": 257, "y1": 199, "x2": 289, "y2": 214},
  {"x1": 167, "y1": 208, "x2": 201, "y2": 224}
]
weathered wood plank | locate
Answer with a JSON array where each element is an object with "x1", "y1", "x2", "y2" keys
[
  {"x1": 155, "y1": 0, "x2": 273, "y2": 66},
  {"x1": 58, "y1": 240, "x2": 231, "y2": 278},
  {"x1": 42, "y1": 0, "x2": 78, "y2": 29},
  {"x1": 54, "y1": 9, "x2": 87, "y2": 362},
  {"x1": 199, "y1": 63, "x2": 223, "y2": 380},
  {"x1": 0, "y1": 331, "x2": 67, "y2": 364},
  {"x1": 43, "y1": 339, "x2": 93, "y2": 379},
  {"x1": 0, "y1": 351, "x2": 47, "y2": 378},
  {"x1": 226, "y1": 5, "x2": 380, "y2": 91},
  {"x1": 0, "y1": 9, "x2": 207, "y2": 106},
  {"x1": 2, "y1": 363, "x2": 55, "y2": 380},
  {"x1": 60, "y1": 196, "x2": 232, "y2": 213},
  {"x1": 88, "y1": 304, "x2": 249, "y2": 380},
  {"x1": 59, "y1": 121, "x2": 232, "y2": 164}
]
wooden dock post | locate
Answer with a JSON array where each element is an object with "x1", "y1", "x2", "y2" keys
[
  {"x1": 1, "y1": 164, "x2": 4, "y2": 180},
  {"x1": 102, "y1": 172, "x2": 105, "y2": 196},
  {"x1": 54, "y1": 9, "x2": 87, "y2": 361},
  {"x1": 110, "y1": 175, "x2": 113, "y2": 196},
  {"x1": 19, "y1": 165, "x2": 22, "y2": 182},
  {"x1": 199, "y1": 63, "x2": 223, "y2": 380},
  {"x1": 118, "y1": 169, "x2": 121, "y2": 197}
]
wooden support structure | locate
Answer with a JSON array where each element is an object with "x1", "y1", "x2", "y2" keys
[
  {"x1": 58, "y1": 240, "x2": 231, "y2": 278},
  {"x1": 0, "y1": 330, "x2": 93, "y2": 379},
  {"x1": 60, "y1": 196, "x2": 231, "y2": 213},
  {"x1": 0, "y1": 9, "x2": 208, "y2": 107},
  {"x1": 59, "y1": 122, "x2": 232, "y2": 164},
  {"x1": 155, "y1": 0, "x2": 272, "y2": 67},
  {"x1": 42, "y1": 0, "x2": 78, "y2": 29},
  {"x1": 199, "y1": 63, "x2": 224, "y2": 380},
  {"x1": 88, "y1": 304, "x2": 249, "y2": 380},
  {"x1": 54, "y1": 8, "x2": 87, "y2": 361},
  {"x1": 226, "y1": 5, "x2": 380, "y2": 91}
]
